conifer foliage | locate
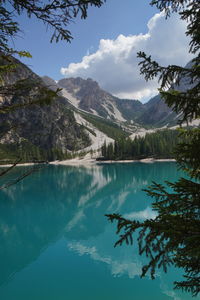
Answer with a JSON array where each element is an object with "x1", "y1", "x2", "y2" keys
[
  {"x1": 0, "y1": 0, "x2": 105, "y2": 55},
  {"x1": 0, "y1": 0, "x2": 106, "y2": 112},
  {"x1": 0, "y1": 0, "x2": 106, "y2": 188},
  {"x1": 107, "y1": 0, "x2": 200, "y2": 296},
  {"x1": 101, "y1": 129, "x2": 179, "y2": 160}
]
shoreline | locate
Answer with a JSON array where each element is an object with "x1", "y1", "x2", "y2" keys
[
  {"x1": 50, "y1": 158, "x2": 176, "y2": 166},
  {"x1": 0, "y1": 158, "x2": 176, "y2": 167}
]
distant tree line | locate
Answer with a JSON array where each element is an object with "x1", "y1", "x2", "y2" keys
[
  {"x1": 107, "y1": 0, "x2": 200, "y2": 295},
  {"x1": 0, "y1": 140, "x2": 92, "y2": 164},
  {"x1": 101, "y1": 129, "x2": 179, "y2": 160}
]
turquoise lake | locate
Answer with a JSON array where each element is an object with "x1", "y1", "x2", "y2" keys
[{"x1": 0, "y1": 162, "x2": 199, "y2": 300}]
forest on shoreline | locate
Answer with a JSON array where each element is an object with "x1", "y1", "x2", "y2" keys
[{"x1": 100, "y1": 129, "x2": 180, "y2": 161}]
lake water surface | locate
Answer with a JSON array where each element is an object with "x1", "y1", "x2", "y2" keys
[{"x1": 0, "y1": 162, "x2": 199, "y2": 300}]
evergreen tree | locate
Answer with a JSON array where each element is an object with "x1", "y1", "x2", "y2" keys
[
  {"x1": 0, "y1": 0, "x2": 105, "y2": 55},
  {"x1": 0, "y1": 0, "x2": 106, "y2": 112},
  {"x1": 101, "y1": 140, "x2": 107, "y2": 158},
  {"x1": 101, "y1": 129, "x2": 179, "y2": 160},
  {"x1": 107, "y1": 143, "x2": 114, "y2": 160},
  {"x1": 0, "y1": 0, "x2": 106, "y2": 189},
  {"x1": 107, "y1": 0, "x2": 200, "y2": 296}
]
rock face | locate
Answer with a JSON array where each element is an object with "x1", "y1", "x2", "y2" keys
[
  {"x1": 115, "y1": 98, "x2": 145, "y2": 122},
  {"x1": 58, "y1": 77, "x2": 144, "y2": 122},
  {"x1": 137, "y1": 60, "x2": 199, "y2": 126},
  {"x1": 56, "y1": 60, "x2": 198, "y2": 128},
  {"x1": 0, "y1": 55, "x2": 196, "y2": 163},
  {"x1": 139, "y1": 95, "x2": 176, "y2": 126},
  {"x1": 42, "y1": 76, "x2": 59, "y2": 91},
  {"x1": 57, "y1": 77, "x2": 176, "y2": 126},
  {"x1": 0, "y1": 57, "x2": 91, "y2": 162},
  {"x1": 58, "y1": 77, "x2": 121, "y2": 120}
]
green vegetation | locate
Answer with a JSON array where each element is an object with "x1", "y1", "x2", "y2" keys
[
  {"x1": 0, "y1": 141, "x2": 46, "y2": 164},
  {"x1": 81, "y1": 112, "x2": 129, "y2": 140},
  {"x1": 0, "y1": 0, "x2": 105, "y2": 56},
  {"x1": 101, "y1": 129, "x2": 179, "y2": 160},
  {"x1": 0, "y1": 101, "x2": 91, "y2": 163},
  {"x1": 0, "y1": 1, "x2": 106, "y2": 113},
  {"x1": 115, "y1": 99, "x2": 145, "y2": 122},
  {"x1": 0, "y1": 140, "x2": 75, "y2": 164},
  {"x1": 0, "y1": 0, "x2": 105, "y2": 173},
  {"x1": 107, "y1": 0, "x2": 200, "y2": 296},
  {"x1": 81, "y1": 124, "x2": 97, "y2": 137}
]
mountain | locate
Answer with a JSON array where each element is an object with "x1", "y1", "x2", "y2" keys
[
  {"x1": 114, "y1": 98, "x2": 145, "y2": 122},
  {"x1": 1, "y1": 56, "x2": 198, "y2": 164},
  {"x1": 0, "y1": 58, "x2": 92, "y2": 163},
  {"x1": 0, "y1": 58, "x2": 130, "y2": 163},
  {"x1": 55, "y1": 60, "x2": 199, "y2": 128},
  {"x1": 54, "y1": 76, "x2": 176, "y2": 127},
  {"x1": 138, "y1": 94, "x2": 176, "y2": 127},
  {"x1": 137, "y1": 60, "x2": 200, "y2": 127},
  {"x1": 42, "y1": 75, "x2": 59, "y2": 91},
  {"x1": 57, "y1": 77, "x2": 145, "y2": 123}
]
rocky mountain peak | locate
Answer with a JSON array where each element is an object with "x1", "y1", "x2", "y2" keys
[
  {"x1": 0, "y1": 57, "x2": 92, "y2": 163},
  {"x1": 58, "y1": 77, "x2": 118, "y2": 119},
  {"x1": 58, "y1": 77, "x2": 99, "y2": 93},
  {"x1": 42, "y1": 76, "x2": 59, "y2": 91}
]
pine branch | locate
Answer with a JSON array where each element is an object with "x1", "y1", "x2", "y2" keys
[{"x1": 0, "y1": 164, "x2": 43, "y2": 190}]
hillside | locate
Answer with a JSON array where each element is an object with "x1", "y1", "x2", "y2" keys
[
  {"x1": 0, "y1": 58, "x2": 92, "y2": 163},
  {"x1": 47, "y1": 76, "x2": 177, "y2": 127},
  {"x1": 1, "y1": 56, "x2": 199, "y2": 164},
  {"x1": 58, "y1": 77, "x2": 126, "y2": 121},
  {"x1": 0, "y1": 58, "x2": 130, "y2": 163},
  {"x1": 138, "y1": 94, "x2": 176, "y2": 127}
]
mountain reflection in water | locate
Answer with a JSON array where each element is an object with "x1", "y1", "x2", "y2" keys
[{"x1": 0, "y1": 162, "x2": 196, "y2": 300}]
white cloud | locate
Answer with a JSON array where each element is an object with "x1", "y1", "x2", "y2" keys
[
  {"x1": 61, "y1": 12, "x2": 194, "y2": 102},
  {"x1": 67, "y1": 241, "x2": 142, "y2": 278},
  {"x1": 124, "y1": 207, "x2": 157, "y2": 220},
  {"x1": 65, "y1": 210, "x2": 85, "y2": 232}
]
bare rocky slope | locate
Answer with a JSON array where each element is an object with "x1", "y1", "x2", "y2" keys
[
  {"x1": 0, "y1": 57, "x2": 92, "y2": 163},
  {"x1": 57, "y1": 77, "x2": 143, "y2": 122},
  {"x1": 140, "y1": 95, "x2": 176, "y2": 126},
  {"x1": 44, "y1": 76, "x2": 176, "y2": 127},
  {"x1": 0, "y1": 56, "x2": 197, "y2": 163}
]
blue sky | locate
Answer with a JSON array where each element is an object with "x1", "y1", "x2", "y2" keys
[
  {"x1": 14, "y1": 0, "x2": 156, "y2": 78},
  {"x1": 13, "y1": 0, "x2": 193, "y2": 102}
]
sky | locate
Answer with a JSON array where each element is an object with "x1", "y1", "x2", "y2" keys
[{"x1": 12, "y1": 0, "x2": 194, "y2": 102}]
